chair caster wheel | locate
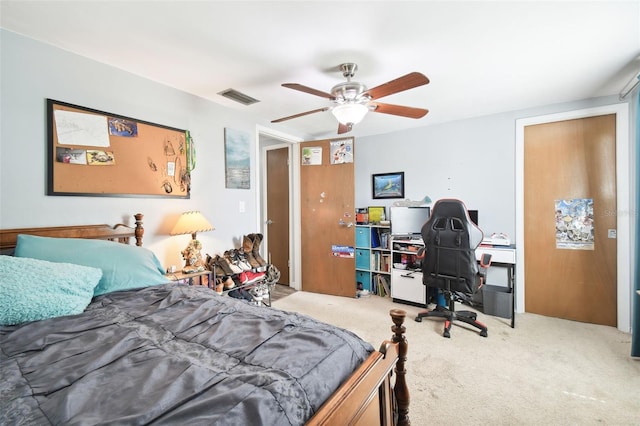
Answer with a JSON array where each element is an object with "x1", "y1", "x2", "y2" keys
[
  {"x1": 415, "y1": 317, "x2": 422, "y2": 322},
  {"x1": 480, "y1": 330, "x2": 488, "y2": 337},
  {"x1": 443, "y1": 330, "x2": 450, "y2": 338}
]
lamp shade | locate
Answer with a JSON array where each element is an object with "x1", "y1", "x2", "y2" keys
[
  {"x1": 171, "y1": 211, "x2": 214, "y2": 237},
  {"x1": 331, "y1": 103, "x2": 368, "y2": 125}
]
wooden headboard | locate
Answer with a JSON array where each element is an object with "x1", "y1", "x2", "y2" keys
[{"x1": 0, "y1": 213, "x2": 144, "y2": 253}]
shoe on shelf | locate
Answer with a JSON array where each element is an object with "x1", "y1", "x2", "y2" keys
[
  {"x1": 214, "y1": 278, "x2": 225, "y2": 295},
  {"x1": 209, "y1": 254, "x2": 235, "y2": 276},
  {"x1": 206, "y1": 254, "x2": 229, "y2": 277},
  {"x1": 257, "y1": 283, "x2": 270, "y2": 298},
  {"x1": 222, "y1": 276, "x2": 235, "y2": 290},
  {"x1": 250, "y1": 285, "x2": 265, "y2": 300},
  {"x1": 222, "y1": 251, "x2": 244, "y2": 274},
  {"x1": 228, "y1": 287, "x2": 253, "y2": 301},
  {"x1": 242, "y1": 235, "x2": 262, "y2": 269},
  {"x1": 264, "y1": 264, "x2": 281, "y2": 285},
  {"x1": 239, "y1": 270, "x2": 265, "y2": 285},
  {"x1": 231, "y1": 275, "x2": 243, "y2": 287},
  {"x1": 250, "y1": 233, "x2": 268, "y2": 267},
  {"x1": 230, "y1": 249, "x2": 253, "y2": 272}
]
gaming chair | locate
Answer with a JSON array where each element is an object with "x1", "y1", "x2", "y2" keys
[{"x1": 415, "y1": 199, "x2": 491, "y2": 338}]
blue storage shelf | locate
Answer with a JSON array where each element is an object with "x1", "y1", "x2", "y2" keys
[
  {"x1": 355, "y1": 226, "x2": 371, "y2": 247},
  {"x1": 355, "y1": 249, "x2": 370, "y2": 270}
]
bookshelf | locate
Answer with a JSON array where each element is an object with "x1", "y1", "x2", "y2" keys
[{"x1": 355, "y1": 224, "x2": 391, "y2": 296}]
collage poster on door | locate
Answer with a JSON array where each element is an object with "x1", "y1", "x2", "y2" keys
[{"x1": 554, "y1": 198, "x2": 594, "y2": 250}]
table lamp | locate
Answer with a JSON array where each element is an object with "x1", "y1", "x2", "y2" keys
[{"x1": 171, "y1": 211, "x2": 214, "y2": 273}]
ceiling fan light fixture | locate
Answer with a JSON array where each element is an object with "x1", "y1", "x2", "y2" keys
[
  {"x1": 273, "y1": 63, "x2": 430, "y2": 134},
  {"x1": 331, "y1": 103, "x2": 368, "y2": 125}
]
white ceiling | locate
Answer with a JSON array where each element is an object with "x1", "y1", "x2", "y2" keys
[{"x1": 1, "y1": 1, "x2": 639, "y2": 139}]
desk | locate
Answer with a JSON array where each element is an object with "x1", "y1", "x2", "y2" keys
[{"x1": 475, "y1": 245, "x2": 516, "y2": 328}]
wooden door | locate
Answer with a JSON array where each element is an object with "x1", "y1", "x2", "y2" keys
[
  {"x1": 524, "y1": 114, "x2": 617, "y2": 326},
  {"x1": 300, "y1": 137, "x2": 355, "y2": 297},
  {"x1": 266, "y1": 147, "x2": 290, "y2": 285}
]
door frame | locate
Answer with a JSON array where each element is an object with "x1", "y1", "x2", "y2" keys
[
  {"x1": 515, "y1": 103, "x2": 632, "y2": 332},
  {"x1": 256, "y1": 125, "x2": 303, "y2": 290}
]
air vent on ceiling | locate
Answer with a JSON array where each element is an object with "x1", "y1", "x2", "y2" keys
[{"x1": 217, "y1": 88, "x2": 260, "y2": 106}]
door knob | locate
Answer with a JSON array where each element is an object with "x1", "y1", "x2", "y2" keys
[{"x1": 266, "y1": 219, "x2": 274, "y2": 225}]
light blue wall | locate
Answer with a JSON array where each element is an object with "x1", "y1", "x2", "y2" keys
[
  {"x1": 0, "y1": 30, "x2": 271, "y2": 268},
  {"x1": 355, "y1": 95, "x2": 630, "y2": 242},
  {"x1": 1, "y1": 29, "x2": 634, "y2": 274}
]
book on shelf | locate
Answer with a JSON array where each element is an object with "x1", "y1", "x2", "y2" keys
[
  {"x1": 371, "y1": 252, "x2": 391, "y2": 272},
  {"x1": 372, "y1": 274, "x2": 391, "y2": 297},
  {"x1": 380, "y1": 231, "x2": 390, "y2": 249},
  {"x1": 355, "y1": 208, "x2": 369, "y2": 225},
  {"x1": 368, "y1": 206, "x2": 385, "y2": 224},
  {"x1": 371, "y1": 227, "x2": 390, "y2": 249},
  {"x1": 371, "y1": 228, "x2": 380, "y2": 248}
]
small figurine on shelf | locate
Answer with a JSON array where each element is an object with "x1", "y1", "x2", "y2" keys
[
  {"x1": 181, "y1": 239, "x2": 206, "y2": 273},
  {"x1": 170, "y1": 211, "x2": 214, "y2": 274}
]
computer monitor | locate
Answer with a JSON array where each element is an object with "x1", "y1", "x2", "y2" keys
[
  {"x1": 390, "y1": 206, "x2": 431, "y2": 236},
  {"x1": 468, "y1": 209, "x2": 478, "y2": 226}
]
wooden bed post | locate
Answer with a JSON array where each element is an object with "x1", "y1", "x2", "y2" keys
[
  {"x1": 134, "y1": 213, "x2": 144, "y2": 246},
  {"x1": 390, "y1": 309, "x2": 410, "y2": 426}
]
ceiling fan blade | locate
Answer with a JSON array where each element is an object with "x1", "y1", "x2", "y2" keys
[
  {"x1": 369, "y1": 102, "x2": 429, "y2": 119},
  {"x1": 337, "y1": 122, "x2": 352, "y2": 134},
  {"x1": 364, "y1": 72, "x2": 430, "y2": 100},
  {"x1": 282, "y1": 83, "x2": 334, "y2": 99},
  {"x1": 271, "y1": 107, "x2": 329, "y2": 123}
]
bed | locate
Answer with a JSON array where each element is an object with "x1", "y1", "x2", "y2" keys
[{"x1": 0, "y1": 214, "x2": 410, "y2": 425}]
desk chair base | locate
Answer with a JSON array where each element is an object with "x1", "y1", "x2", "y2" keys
[{"x1": 415, "y1": 304, "x2": 488, "y2": 338}]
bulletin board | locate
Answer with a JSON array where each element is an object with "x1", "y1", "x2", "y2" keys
[{"x1": 47, "y1": 99, "x2": 191, "y2": 198}]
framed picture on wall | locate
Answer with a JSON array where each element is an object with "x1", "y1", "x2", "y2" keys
[
  {"x1": 372, "y1": 172, "x2": 405, "y2": 199},
  {"x1": 224, "y1": 128, "x2": 250, "y2": 189}
]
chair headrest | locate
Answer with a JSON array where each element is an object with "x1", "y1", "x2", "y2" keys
[{"x1": 425, "y1": 199, "x2": 483, "y2": 248}]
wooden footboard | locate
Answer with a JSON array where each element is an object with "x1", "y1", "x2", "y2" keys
[{"x1": 307, "y1": 309, "x2": 409, "y2": 426}]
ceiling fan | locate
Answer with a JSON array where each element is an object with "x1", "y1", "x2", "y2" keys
[{"x1": 272, "y1": 63, "x2": 430, "y2": 134}]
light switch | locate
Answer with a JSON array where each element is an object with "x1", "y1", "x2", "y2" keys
[{"x1": 239, "y1": 201, "x2": 245, "y2": 213}]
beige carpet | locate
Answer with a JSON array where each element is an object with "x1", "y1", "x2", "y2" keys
[{"x1": 273, "y1": 291, "x2": 639, "y2": 426}]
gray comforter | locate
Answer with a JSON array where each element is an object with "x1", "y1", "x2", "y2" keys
[{"x1": 0, "y1": 283, "x2": 374, "y2": 425}]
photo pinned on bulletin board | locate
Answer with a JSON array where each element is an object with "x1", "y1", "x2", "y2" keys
[
  {"x1": 86, "y1": 150, "x2": 115, "y2": 165},
  {"x1": 108, "y1": 117, "x2": 138, "y2": 137},
  {"x1": 56, "y1": 148, "x2": 87, "y2": 165}
]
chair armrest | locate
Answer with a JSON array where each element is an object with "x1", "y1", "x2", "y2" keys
[
  {"x1": 479, "y1": 253, "x2": 492, "y2": 268},
  {"x1": 477, "y1": 253, "x2": 492, "y2": 289}
]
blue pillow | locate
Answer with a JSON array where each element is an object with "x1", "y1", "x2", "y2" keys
[
  {"x1": 14, "y1": 235, "x2": 170, "y2": 296},
  {"x1": 0, "y1": 255, "x2": 103, "y2": 325}
]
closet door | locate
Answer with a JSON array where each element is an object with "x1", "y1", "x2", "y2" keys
[
  {"x1": 266, "y1": 147, "x2": 290, "y2": 285},
  {"x1": 299, "y1": 137, "x2": 355, "y2": 297},
  {"x1": 524, "y1": 114, "x2": 617, "y2": 326}
]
